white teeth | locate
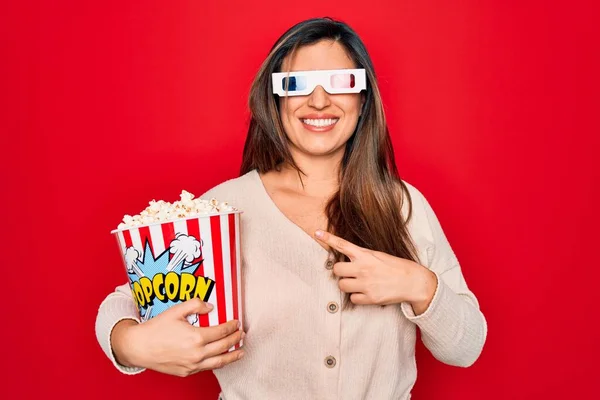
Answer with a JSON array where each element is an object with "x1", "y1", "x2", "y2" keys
[{"x1": 301, "y1": 118, "x2": 338, "y2": 127}]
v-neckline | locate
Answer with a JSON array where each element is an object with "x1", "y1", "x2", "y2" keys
[{"x1": 250, "y1": 169, "x2": 331, "y2": 255}]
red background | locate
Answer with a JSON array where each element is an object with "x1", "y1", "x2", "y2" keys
[{"x1": 2, "y1": 1, "x2": 599, "y2": 399}]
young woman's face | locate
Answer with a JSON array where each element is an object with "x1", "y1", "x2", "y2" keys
[{"x1": 279, "y1": 40, "x2": 364, "y2": 160}]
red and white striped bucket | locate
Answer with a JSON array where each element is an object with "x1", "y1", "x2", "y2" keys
[{"x1": 111, "y1": 211, "x2": 243, "y2": 348}]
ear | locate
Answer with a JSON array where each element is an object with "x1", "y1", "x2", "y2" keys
[{"x1": 359, "y1": 92, "x2": 366, "y2": 116}]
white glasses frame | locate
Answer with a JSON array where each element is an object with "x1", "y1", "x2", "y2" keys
[{"x1": 272, "y1": 68, "x2": 367, "y2": 97}]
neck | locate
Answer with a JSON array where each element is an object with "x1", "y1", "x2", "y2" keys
[{"x1": 279, "y1": 149, "x2": 343, "y2": 197}]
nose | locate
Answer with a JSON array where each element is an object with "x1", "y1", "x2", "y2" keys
[{"x1": 307, "y1": 85, "x2": 331, "y2": 109}]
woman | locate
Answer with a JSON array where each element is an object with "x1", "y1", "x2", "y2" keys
[{"x1": 96, "y1": 17, "x2": 487, "y2": 399}]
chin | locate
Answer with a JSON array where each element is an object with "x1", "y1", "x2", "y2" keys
[
  {"x1": 298, "y1": 143, "x2": 344, "y2": 157},
  {"x1": 288, "y1": 129, "x2": 350, "y2": 157}
]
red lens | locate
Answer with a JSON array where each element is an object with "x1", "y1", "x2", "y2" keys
[{"x1": 330, "y1": 73, "x2": 355, "y2": 89}]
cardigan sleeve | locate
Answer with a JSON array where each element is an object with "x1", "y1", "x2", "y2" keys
[
  {"x1": 400, "y1": 190, "x2": 488, "y2": 367},
  {"x1": 95, "y1": 282, "x2": 146, "y2": 375}
]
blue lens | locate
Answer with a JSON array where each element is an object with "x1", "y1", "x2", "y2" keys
[{"x1": 282, "y1": 76, "x2": 307, "y2": 92}]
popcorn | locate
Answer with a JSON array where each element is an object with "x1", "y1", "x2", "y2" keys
[{"x1": 116, "y1": 190, "x2": 237, "y2": 230}]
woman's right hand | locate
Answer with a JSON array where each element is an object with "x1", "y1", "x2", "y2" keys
[{"x1": 111, "y1": 297, "x2": 245, "y2": 377}]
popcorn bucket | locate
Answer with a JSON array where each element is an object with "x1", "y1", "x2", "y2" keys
[{"x1": 110, "y1": 211, "x2": 243, "y2": 346}]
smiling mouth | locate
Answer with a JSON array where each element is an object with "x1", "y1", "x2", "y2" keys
[{"x1": 300, "y1": 118, "x2": 339, "y2": 128}]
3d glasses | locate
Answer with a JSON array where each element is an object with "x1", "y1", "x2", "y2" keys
[{"x1": 272, "y1": 68, "x2": 367, "y2": 97}]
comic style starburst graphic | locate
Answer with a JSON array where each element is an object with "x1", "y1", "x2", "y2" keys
[{"x1": 127, "y1": 239, "x2": 201, "y2": 321}]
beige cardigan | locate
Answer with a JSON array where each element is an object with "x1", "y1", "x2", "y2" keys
[{"x1": 95, "y1": 170, "x2": 487, "y2": 400}]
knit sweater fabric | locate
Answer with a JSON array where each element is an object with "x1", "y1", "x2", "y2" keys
[{"x1": 95, "y1": 169, "x2": 487, "y2": 400}]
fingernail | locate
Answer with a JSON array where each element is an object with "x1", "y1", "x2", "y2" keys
[
  {"x1": 206, "y1": 303, "x2": 214, "y2": 310},
  {"x1": 237, "y1": 321, "x2": 241, "y2": 329},
  {"x1": 238, "y1": 351, "x2": 245, "y2": 360},
  {"x1": 315, "y1": 230, "x2": 324, "y2": 238},
  {"x1": 241, "y1": 332, "x2": 246, "y2": 339}
]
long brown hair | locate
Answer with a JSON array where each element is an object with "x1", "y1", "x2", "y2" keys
[{"x1": 240, "y1": 18, "x2": 419, "y2": 304}]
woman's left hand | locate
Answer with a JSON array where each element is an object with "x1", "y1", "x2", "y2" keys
[{"x1": 315, "y1": 230, "x2": 438, "y2": 315}]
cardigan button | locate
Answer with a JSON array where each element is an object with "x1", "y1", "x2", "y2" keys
[
  {"x1": 324, "y1": 356, "x2": 337, "y2": 368},
  {"x1": 327, "y1": 302, "x2": 339, "y2": 314},
  {"x1": 325, "y1": 260, "x2": 334, "y2": 270}
]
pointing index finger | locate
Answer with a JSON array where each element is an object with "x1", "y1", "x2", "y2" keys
[{"x1": 314, "y1": 230, "x2": 363, "y2": 261}]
